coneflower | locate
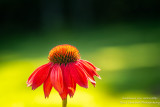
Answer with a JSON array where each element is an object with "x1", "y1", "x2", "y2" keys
[{"x1": 27, "y1": 44, "x2": 101, "y2": 107}]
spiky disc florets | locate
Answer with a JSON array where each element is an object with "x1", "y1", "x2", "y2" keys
[{"x1": 48, "y1": 44, "x2": 80, "y2": 64}]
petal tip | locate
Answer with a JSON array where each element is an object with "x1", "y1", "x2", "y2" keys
[
  {"x1": 84, "y1": 85, "x2": 89, "y2": 88},
  {"x1": 27, "y1": 84, "x2": 31, "y2": 87},
  {"x1": 32, "y1": 86, "x2": 36, "y2": 90},
  {"x1": 96, "y1": 68, "x2": 101, "y2": 71},
  {"x1": 98, "y1": 76, "x2": 102, "y2": 79},
  {"x1": 27, "y1": 81, "x2": 32, "y2": 87},
  {"x1": 45, "y1": 96, "x2": 49, "y2": 99},
  {"x1": 89, "y1": 78, "x2": 96, "y2": 84}
]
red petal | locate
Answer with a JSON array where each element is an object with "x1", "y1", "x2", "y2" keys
[
  {"x1": 77, "y1": 61, "x2": 96, "y2": 85},
  {"x1": 61, "y1": 63, "x2": 76, "y2": 97},
  {"x1": 79, "y1": 60, "x2": 101, "y2": 79},
  {"x1": 68, "y1": 82, "x2": 76, "y2": 97},
  {"x1": 27, "y1": 63, "x2": 50, "y2": 86},
  {"x1": 84, "y1": 60, "x2": 96, "y2": 70},
  {"x1": 59, "y1": 87, "x2": 68, "y2": 100},
  {"x1": 50, "y1": 63, "x2": 63, "y2": 94},
  {"x1": 28, "y1": 62, "x2": 52, "y2": 90},
  {"x1": 59, "y1": 64, "x2": 68, "y2": 100},
  {"x1": 85, "y1": 60, "x2": 101, "y2": 71},
  {"x1": 69, "y1": 62, "x2": 88, "y2": 88},
  {"x1": 43, "y1": 76, "x2": 52, "y2": 98}
]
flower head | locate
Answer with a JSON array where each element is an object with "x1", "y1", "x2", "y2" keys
[
  {"x1": 27, "y1": 44, "x2": 101, "y2": 100},
  {"x1": 48, "y1": 44, "x2": 80, "y2": 64}
]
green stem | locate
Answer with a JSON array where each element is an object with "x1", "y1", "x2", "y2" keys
[{"x1": 62, "y1": 98, "x2": 67, "y2": 107}]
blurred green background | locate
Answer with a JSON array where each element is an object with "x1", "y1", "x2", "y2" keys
[{"x1": 0, "y1": 0, "x2": 160, "y2": 107}]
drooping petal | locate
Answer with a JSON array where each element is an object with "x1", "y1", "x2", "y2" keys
[
  {"x1": 77, "y1": 61, "x2": 96, "y2": 85},
  {"x1": 69, "y1": 62, "x2": 88, "y2": 88},
  {"x1": 28, "y1": 62, "x2": 52, "y2": 90},
  {"x1": 43, "y1": 75, "x2": 52, "y2": 98},
  {"x1": 85, "y1": 60, "x2": 101, "y2": 71},
  {"x1": 61, "y1": 63, "x2": 76, "y2": 97},
  {"x1": 79, "y1": 60, "x2": 101, "y2": 79},
  {"x1": 27, "y1": 63, "x2": 50, "y2": 87},
  {"x1": 59, "y1": 63, "x2": 68, "y2": 100},
  {"x1": 50, "y1": 63, "x2": 63, "y2": 94},
  {"x1": 68, "y1": 82, "x2": 76, "y2": 97},
  {"x1": 78, "y1": 60, "x2": 98, "y2": 87},
  {"x1": 59, "y1": 87, "x2": 68, "y2": 100}
]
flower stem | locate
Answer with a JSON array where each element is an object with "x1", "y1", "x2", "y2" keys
[{"x1": 62, "y1": 98, "x2": 67, "y2": 107}]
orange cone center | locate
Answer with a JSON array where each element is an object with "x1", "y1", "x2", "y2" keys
[{"x1": 48, "y1": 44, "x2": 80, "y2": 64}]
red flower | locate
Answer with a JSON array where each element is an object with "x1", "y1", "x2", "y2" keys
[{"x1": 27, "y1": 44, "x2": 101, "y2": 100}]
